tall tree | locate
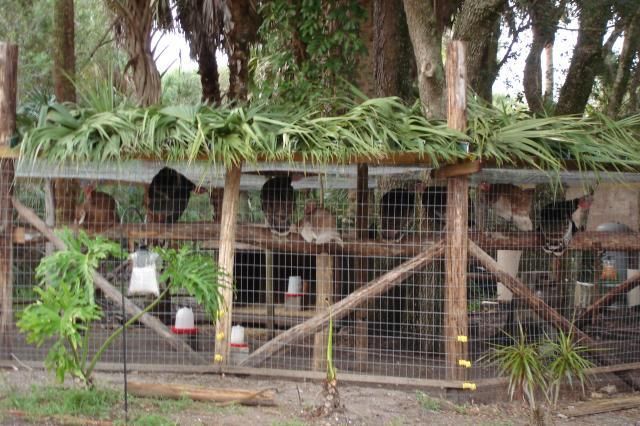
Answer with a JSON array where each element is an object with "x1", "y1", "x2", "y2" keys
[
  {"x1": 522, "y1": 0, "x2": 564, "y2": 114},
  {"x1": 53, "y1": 0, "x2": 76, "y2": 103},
  {"x1": 453, "y1": 0, "x2": 507, "y2": 103},
  {"x1": 373, "y1": 0, "x2": 414, "y2": 99},
  {"x1": 175, "y1": 0, "x2": 223, "y2": 104},
  {"x1": 218, "y1": 0, "x2": 261, "y2": 101},
  {"x1": 402, "y1": 0, "x2": 446, "y2": 118},
  {"x1": 555, "y1": 0, "x2": 613, "y2": 115},
  {"x1": 106, "y1": 0, "x2": 172, "y2": 106},
  {"x1": 53, "y1": 0, "x2": 77, "y2": 225},
  {"x1": 606, "y1": 9, "x2": 640, "y2": 117}
]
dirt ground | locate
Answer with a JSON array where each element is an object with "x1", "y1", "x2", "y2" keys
[{"x1": 1, "y1": 367, "x2": 640, "y2": 425}]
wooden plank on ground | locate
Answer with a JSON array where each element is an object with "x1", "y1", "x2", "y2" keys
[
  {"x1": 127, "y1": 381, "x2": 276, "y2": 406},
  {"x1": 561, "y1": 395, "x2": 640, "y2": 417}
]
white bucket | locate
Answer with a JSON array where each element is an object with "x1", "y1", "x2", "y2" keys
[
  {"x1": 287, "y1": 276, "x2": 302, "y2": 294},
  {"x1": 230, "y1": 325, "x2": 245, "y2": 345},
  {"x1": 627, "y1": 269, "x2": 640, "y2": 307},
  {"x1": 496, "y1": 250, "x2": 522, "y2": 302},
  {"x1": 174, "y1": 307, "x2": 195, "y2": 330}
]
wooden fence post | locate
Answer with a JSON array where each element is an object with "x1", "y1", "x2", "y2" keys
[
  {"x1": 0, "y1": 42, "x2": 18, "y2": 358},
  {"x1": 444, "y1": 41, "x2": 469, "y2": 381},
  {"x1": 214, "y1": 164, "x2": 242, "y2": 365},
  {"x1": 313, "y1": 252, "x2": 333, "y2": 371}
]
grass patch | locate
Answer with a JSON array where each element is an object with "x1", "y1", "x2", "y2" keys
[
  {"x1": 127, "y1": 413, "x2": 178, "y2": 426},
  {"x1": 1, "y1": 384, "x2": 120, "y2": 420},
  {"x1": 416, "y1": 391, "x2": 441, "y2": 412},
  {"x1": 270, "y1": 420, "x2": 308, "y2": 426}
]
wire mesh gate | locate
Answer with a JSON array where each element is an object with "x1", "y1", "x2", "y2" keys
[{"x1": 4, "y1": 159, "x2": 640, "y2": 387}]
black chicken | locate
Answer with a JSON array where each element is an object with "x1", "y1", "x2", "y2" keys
[
  {"x1": 379, "y1": 188, "x2": 416, "y2": 241},
  {"x1": 539, "y1": 194, "x2": 592, "y2": 256},
  {"x1": 422, "y1": 186, "x2": 447, "y2": 231},
  {"x1": 145, "y1": 167, "x2": 199, "y2": 223},
  {"x1": 260, "y1": 175, "x2": 296, "y2": 235}
]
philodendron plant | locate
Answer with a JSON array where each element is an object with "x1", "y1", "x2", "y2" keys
[{"x1": 18, "y1": 229, "x2": 225, "y2": 388}]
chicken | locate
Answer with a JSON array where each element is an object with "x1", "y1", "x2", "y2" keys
[
  {"x1": 145, "y1": 167, "x2": 199, "y2": 223},
  {"x1": 539, "y1": 194, "x2": 593, "y2": 256},
  {"x1": 74, "y1": 183, "x2": 119, "y2": 232},
  {"x1": 260, "y1": 175, "x2": 296, "y2": 235},
  {"x1": 379, "y1": 188, "x2": 415, "y2": 241},
  {"x1": 422, "y1": 186, "x2": 448, "y2": 231},
  {"x1": 292, "y1": 201, "x2": 343, "y2": 246},
  {"x1": 478, "y1": 183, "x2": 534, "y2": 231}
]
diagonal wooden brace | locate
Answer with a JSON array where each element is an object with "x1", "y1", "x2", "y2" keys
[{"x1": 239, "y1": 241, "x2": 446, "y2": 368}]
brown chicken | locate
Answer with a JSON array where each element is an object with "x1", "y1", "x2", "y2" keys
[
  {"x1": 292, "y1": 201, "x2": 343, "y2": 246},
  {"x1": 478, "y1": 183, "x2": 534, "y2": 231},
  {"x1": 74, "y1": 184, "x2": 119, "y2": 232}
]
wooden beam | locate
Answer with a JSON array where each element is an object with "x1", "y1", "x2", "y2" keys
[
  {"x1": 11, "y1": 197, "x2": 205, "y2": 363},
  {"x1": 468, "y1": 239, "x2": 640, "y2": 390},
  {"x1": 354, "y1": 163, "x2": 369, "y2": 366},
  {"x1": 432, "y1": 160, "x2": 482, "y2": 179},
  {"x1": 312, "y1": 253, "x2": 333, "y2": 371},
  {"x1": 577, "y1": 274, "x2": 640, "y2": 322},
  {"x1": 214, "y1": 164, "x2": 242, "y2": 365},
  {"x1": 444, "y1": 41, "x2": 469, "y2": 381},
  {"x1": 239, "y1": 241, "x2": 445, "y2": 368},
  {"x1": 0, "y1": 42, "x2": 18, "y2": 357},
  {"x1": 264, "y1": 249, "x2": 274, "y2": 339}
]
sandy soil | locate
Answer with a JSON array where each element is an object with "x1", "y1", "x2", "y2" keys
[{"x1": 1, "y1": 367, "x2": 640, "y2": 425}]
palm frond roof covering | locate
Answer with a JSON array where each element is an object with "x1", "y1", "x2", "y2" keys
[{"x1": 18, "y1": 96, "x2": 640, "y2": 177}]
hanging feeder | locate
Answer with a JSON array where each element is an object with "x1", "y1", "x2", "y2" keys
[
  {"x1": 171, "y1": 307, "x2": 198, "y2": 335},
  {"x1": 128, "y1": 246, "x2": 160, "y2": 297},
  {"x1": 230, "y1": 325, "x2": 248, "y2": 349}
]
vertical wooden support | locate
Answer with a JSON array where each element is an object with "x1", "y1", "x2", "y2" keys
[
  {"x1": 313, "y1": 253, "x2": 333, "y2": 371},
  {"x1": 0, "y1": 42, "x2": 18, "y2": 357},
  {"x1": 44, "y1": 179, "x2": 55, "y2": 256},
  {"x1": 214, "y1": 165, "x2": 242, "y2": 366},
  {"x1": 354, "y1": 164, "x2": 369, "y2": 366},
  {"x1": 444, "y1": 41, "x2": 469, "y2": 381},
  {"x1": 264, "y1": 249, "x2": 274, "y2": 339}
]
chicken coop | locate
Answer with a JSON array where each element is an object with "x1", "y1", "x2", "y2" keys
[
  {"x1": 4, "y1": 157, "x2": 640, "y2": 390},
  {"x1": 3, "y1": 42, "x2": 640, "y2": 393}
]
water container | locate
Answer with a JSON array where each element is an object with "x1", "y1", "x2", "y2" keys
[
  {"x1": 171, "y1": 307, "x2": 197, "y2": 335},
  {"x1": 596, "y1": 223, "x2": 631, "y2": 288}
]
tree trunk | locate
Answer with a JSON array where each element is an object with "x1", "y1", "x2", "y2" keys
[
  {"x1": 355, "y1": 0, "x2": 375, "y2": 97},
  {"x1": 107, "y1": 0, "x2": 161, "y2": 106},
  {"x1": 625, "y1": 64, "x2": 640, "y2": 115},
  {"x1": 198, "y1": 44, "x2": 221, "y2": 105},
  {"x1": 53, "y1": 0, "x2": 76, "y2": 103},
  {"x1": 53, "y1": 0, "x2": 78, "y2": 225},
  {"x1": 543, "y1": 43, "x2": 554, "y2": 102},
  {"x1": 523, "y1": 0, "x2": 563, "y2": 114},
  {"x1": 555, "y1": 0, "x2": 613, "y2": 115},
  {"x1": 374, "y1": 0, "x2": 415, "y2": 100},
  {"x1": 220, "y1": 0, "x2": 260, "y2": 101},
  {"x1": 453, "y1": 0, "x2": 506, "y2": 103},
  {"x1": 606, "y1": 11, "x2": 640, "y2": 118},
  {"x1": 402, "y1": 0, "x2": 445, "y2": 119}
]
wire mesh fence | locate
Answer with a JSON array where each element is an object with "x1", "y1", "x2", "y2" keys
[{"x1": 4, "y1": 160, "x2": 640, "y2": 385}]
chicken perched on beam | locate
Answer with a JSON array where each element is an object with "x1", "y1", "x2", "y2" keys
[
  {"x1": 260, "y1": 175, "x2": 296, "y2": 235},
  {"x1": 145, "y1": 167, "x2": 204, "y2": 223},
  {"x1": 477, "y1": 183, "x2": 535, "y2": 231},
  {"x1": 74, "y1": 182, "x2": 119, "y2": 232},
  {"x1": 539, "y1": 194, "x2": 593, "y2": 256}
]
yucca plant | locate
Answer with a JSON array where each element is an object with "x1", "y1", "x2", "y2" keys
[
  {"x1": 543, "y1": 327, "x2": 594, "y2": 408},
  {"x1": 481, "y1": 323, "x2": 547, "y2": 410}
]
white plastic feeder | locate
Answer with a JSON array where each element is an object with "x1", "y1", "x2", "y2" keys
[
  {"x1": 285, "y1": 276, "x2": 304, "y2": 310},
  {"x1": 574, "y1": 281, "x2": 594, "y2": 308},
  {"x1": 171, "y1": 307, "x2": 197, "y2": 335},
  {"x1": 230, "y1": 325, "x2": 248, "y2": 348},
  {"x1": 128, "y1": 248, "x2": 160, "y2": 297},
  {"x1": 496, "y1": 250, "x2": 522, "y2": 302},
  {"x1": 286, "y1": 276, "x2": 303, "y2": 295}
]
